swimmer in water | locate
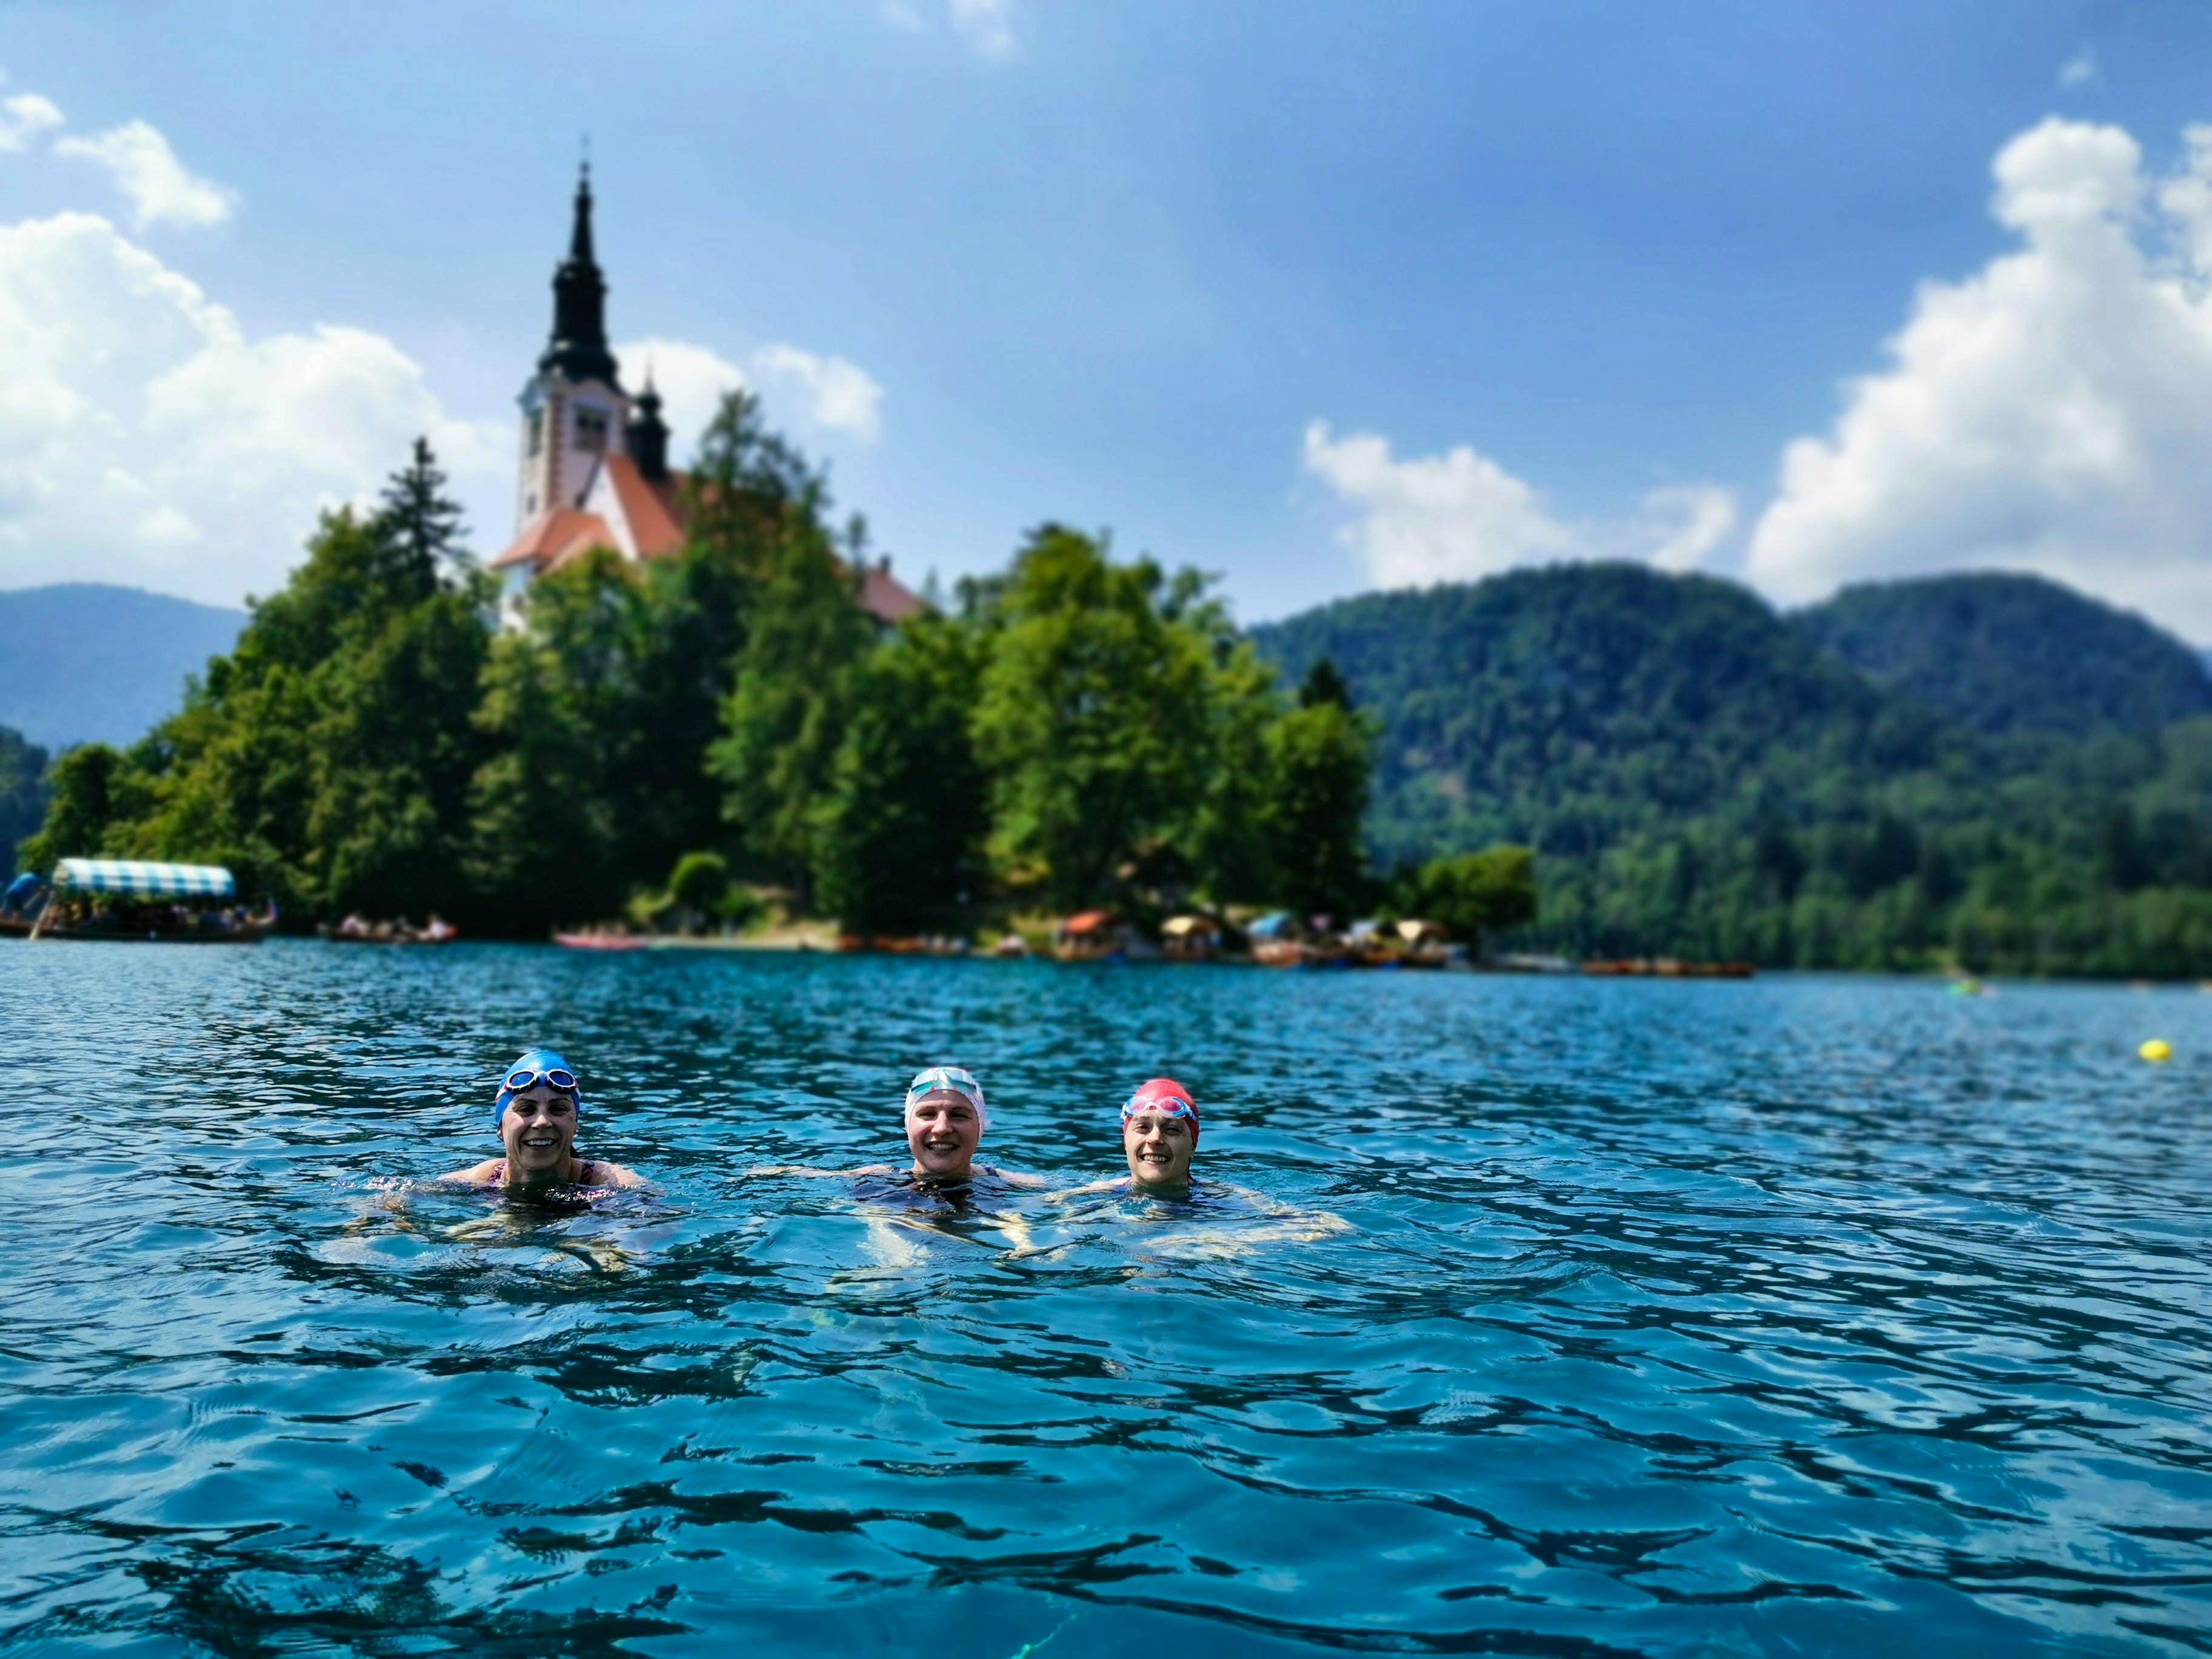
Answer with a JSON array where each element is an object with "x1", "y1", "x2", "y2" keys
[
  {"x1": 1053, "y1": 1078, "x2": 1349, "y2": 1251},
  {"x1": 756, "y1": 1066, "x2": 1041, "y2": 1188},
  {"x1": 1055, "y1": 1076, "x2": 1204, "y2": 1198},
  {"x1": 440, "y1": 1047, "x2": 647, "y2": 1192}
]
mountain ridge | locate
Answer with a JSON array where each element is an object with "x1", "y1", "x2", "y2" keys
[{"x1": 0, "y1": 583, "x2": 246, "y2": 752}]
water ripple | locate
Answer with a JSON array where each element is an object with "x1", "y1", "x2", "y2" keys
[{"x1": 2, "y1": 941, "x2": 2208, "y2": 1655}]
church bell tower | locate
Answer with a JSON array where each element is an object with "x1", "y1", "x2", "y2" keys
[{"x1": 515, "y1": 164, "x2": 630, "y2": 531}]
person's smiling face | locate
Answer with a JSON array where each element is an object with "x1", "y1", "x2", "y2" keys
[
  {"x1": 1123, "y1": 1110, "x2": 1195, "y2": 1189},
  {"x1": 502, "y1": 1085, "x2": 577, "y2": 1176},
  {"x1": 905, "y1": 1090, "x2": 981, "y2": 1179}
]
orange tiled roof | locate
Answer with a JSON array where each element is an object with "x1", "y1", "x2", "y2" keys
[
  {"x1": 602, "y1": 455, "x2": 688, "y2": 558},
  {"x1": 494, "y1": 466, "x2": 927, "y2": 628},
  {"x1": 489, "y1": 506, "x2": 612, "y2": 571}
]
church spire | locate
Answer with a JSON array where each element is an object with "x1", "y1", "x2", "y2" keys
[
  {"x1": 538, "y1": 163, "x2": 622, "y2": 389},
  {"x1": 627, "y1": 364, "x2": 671, "y2": 481}
]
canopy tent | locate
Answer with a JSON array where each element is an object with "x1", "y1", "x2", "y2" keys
[
  {"x1": 1247, "y1": 911, "x2": 1298, "y2": 940},
  {"x1": 1161, "y1": 915, "x2": 1219, "y2": 939},
  {"x1": 52, "y1": 859, "x2": 236, "y2": 899}
]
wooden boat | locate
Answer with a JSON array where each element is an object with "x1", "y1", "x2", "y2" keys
[
  {"x1": 1581, "y1": 957, "x2": 1755, "y2": 979},
  {"x1": 553, "y1": 931, "x2": 646, "y2": 951},
  {"x1": 5, "y1": 859, "x2": 270, "y2": 944}
]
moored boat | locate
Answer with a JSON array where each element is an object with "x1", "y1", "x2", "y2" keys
[{"x1": 5, "y1": 859, "x2": 271, "y2": 944}]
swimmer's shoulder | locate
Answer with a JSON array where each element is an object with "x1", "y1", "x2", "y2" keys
[
  {"x1": 580, "y1": 1157, "x2": 648, "y2": 1189},
  {"x1": 438, "y1": 1158, "x2": 504, "y2": 1186},
  {"x1": 979, "y1": 1164, "x2": 1047, "y2": 1189}
]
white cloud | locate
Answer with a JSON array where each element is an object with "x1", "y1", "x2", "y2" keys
[
  {"x1": 1746, "y1": 117, "x2": 2212, "y2": 637},
  {"x1": 1636, "y1": 484, "x2": 1740, "y2": 572},
  {"x1": 1301, "y1": 421, "x2": 1735, "y2": 587},
  {"x1": 0, "y1": 92, "x2": 62, "y2": 152},
  {"x1": 880, "y1": 0, "x2": 927, "y2": 33},
  {"x1": 616, "y1": 335, "x2": 885, "y2": 451},
  {"x1": 751, "y1": 343, "x2": 884, "y2": 443},
  {"x1": 0, "y1": 210, "x2": 502, "y2": 603},
  {"x1": 2059, "y1": 47, "x2": 2097, "y2": 89},
  {"x1": 56, "y1": 119, "x2": 236, "y2": 229},
  {"x1": 614, "y1": 336, "x2": 747, "y2": 459},
  {"x1": 950, "y1": 0, "x2": 1017, "y2": 59}
]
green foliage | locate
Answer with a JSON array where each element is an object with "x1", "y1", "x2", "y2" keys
[
  {"x1": 668, "y1": 850, "x2": 731, "y2": 914},
  {"x1": 707, "y1": 516, "x2": 875, "y2": 897},
  {"x1": 814, "y1": 615, "x2": 990, "y2": 933},
  {"x1": 1259, "y1": 659, "x2": 1373, "y2": 917},
  {"x1": 16, "y1": 741, "x2": 119, "y2": 876},
  {"x1": 1398, "y1": 845, "x2": 1538, "y2": 947},
  {"x1": 0, "y1": 725, "x2": 50, "y2": 876},
  {"x1": 1796, "y1": 572, "x2": 2212, "y2": 738},
  {"x1": 969, "y1": 526, "x2": 1222, "y2": 908},
  {"x1": 1255, "y1": 563, "x2": 2212, "y2": 976}
]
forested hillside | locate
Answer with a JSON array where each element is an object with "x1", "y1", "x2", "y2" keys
[
  {"x1": 1255, "y1": 565, "x2": 2212, "y2": 976},
  {"x1": 1795, "y1": 572, "x2": 2212, "y2": 737},
  {"x1": 0, "y1": 585, "x2": 245, "y2": 751}
]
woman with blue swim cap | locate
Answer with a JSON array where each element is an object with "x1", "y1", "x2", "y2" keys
[{"x1": 441, "y1": 1047, "x2": 646, "y2": 1191}]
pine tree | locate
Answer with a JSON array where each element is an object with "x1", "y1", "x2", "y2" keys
[{"x1": 375, "y1": 437, "x2": 471, "y2": 593}]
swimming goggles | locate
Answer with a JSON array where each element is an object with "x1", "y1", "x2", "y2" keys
[
  {"x1": 504, "y1": 1066, "x2": 578, "y2": 1094},
  {"x1": 1122, "y1": 1085, "x2": 1195, "y2": 1121}
]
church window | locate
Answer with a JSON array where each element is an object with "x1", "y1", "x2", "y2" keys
[
  {"x1": 527, "y1": 409, "x2": 543, "y2": 455},
  {"x1": 575, "y1": 409, "x2": 609, "y2": 452}
]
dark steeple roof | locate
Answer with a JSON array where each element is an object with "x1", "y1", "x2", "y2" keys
[
  {"x1": 627, "y1": 369, "x2": 671, "y2": 481},
  {"x1": 538, "y1": 164, "x2": 623, "y2": 389}
]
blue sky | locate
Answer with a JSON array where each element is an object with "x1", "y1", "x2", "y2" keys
[{"x1": 5, "y1": 2, "x2": 2212, "y2": 633}]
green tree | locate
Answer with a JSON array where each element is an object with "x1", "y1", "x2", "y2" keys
[
  {"x1": 708, "y1": 518, "x2": 876, "y2": 897},
  {"x1": 16, "y1": 742, "x2": 122, "y2": 876},
  {"x1": 377, "y1": 436, "x2": 471, "y2": 589},
  {"x1": 1260, "y1": 658, "x2": 1374, "y2": 917},
  {"x1": 1399, "y1": 845, "x2": 1540, "y2": 950},
  {"x1": 970, "y1": 526, "x2": 1217, "y2": 909},
  {"x1": 0, "y1": 725, "x2": 51, "y2": 876},
  {"x1": 814, "y1": 615, "x2": 990, "y2": 933}
]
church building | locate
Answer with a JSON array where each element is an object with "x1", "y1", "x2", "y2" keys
[{"x1": 490, "y1": 169, "x2": 921, "y2": 626}]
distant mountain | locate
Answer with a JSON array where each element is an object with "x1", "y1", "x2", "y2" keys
[
  {"x1": 1251, "y1": 562, "x2": 2212, "y2": 970},
  {"x1": 0, "y1": 584, "x2": 245, "y2": 751},
  {"x1": 1792, "y1": 572, "x2": 2212, "y2": 737},
  {"x1": 1250, "y1": 563, "x2": 1941, "y2": 868}
]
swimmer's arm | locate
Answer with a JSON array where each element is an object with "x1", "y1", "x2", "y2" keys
[
  {"x1": 1044, "y1": 1176, "x2": 1127, "y2": 1204},
  {"x1": 990, "y1": 1167, "x2": 1049, "y2": 1189},
  {"x1": 743, "y1": 1162, "x2": 896, "y2": 1179},
  {"x1": 1201, "y1": 1181, "x2": 1353, "y2": 1239}
]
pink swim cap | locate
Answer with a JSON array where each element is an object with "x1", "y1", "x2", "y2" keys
[{"x1": 1122, "y1": 1077, "x2": 1198, "y2": 1145}]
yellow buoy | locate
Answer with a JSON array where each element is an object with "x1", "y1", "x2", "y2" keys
[{"x1": 2140, "y1": 1039, "x2": 2173, "y2": 1064}]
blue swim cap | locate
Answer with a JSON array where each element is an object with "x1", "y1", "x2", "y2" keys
[{"x1": 495, "y1": 1047, "x2": 583, "y2": 1125}]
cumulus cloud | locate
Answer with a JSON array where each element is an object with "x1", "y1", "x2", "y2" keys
[
  {"x1": 750, "y1": 344, "x2": 884, "y2": 443},
  {"x1": 950, "y1": 0, "x2": 1017, "y2": 59},
  {"x1": 1301, "y1": 421, "x2": 1734, "y2": 588},
  {"x1": 615, "y1": 335, "x2": 885, "y2": 450},
  {"x1": 0, "y1": 211, "x2": 501, "y2": 603},
  {"x1": 0, "y1": 92, "x2": 63, "y2": 152},
  {"x1": 615, "y1": 336, "x2": 749, "y2": 457},
  {"x1": 1746, "y1": 117, "x2": 2212, "y2": 637},
  {"x1": 2059, "y1": 48, "x2": 2097, "y2": 89},
  {"x1": 56, "y1": 119, "x2": 236, "y2": 229}
]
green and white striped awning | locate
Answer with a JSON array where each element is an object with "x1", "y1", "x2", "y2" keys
[{"x1": 52, "y1": 859, "x2": 236, "y2": 898}]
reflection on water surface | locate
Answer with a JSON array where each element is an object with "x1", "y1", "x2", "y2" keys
[{"x1": 3, "y1": 941, "x2": 2209, "y2": 1655}]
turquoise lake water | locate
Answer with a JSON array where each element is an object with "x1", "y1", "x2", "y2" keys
[{"x1": 4, "y1": 940, "x2": 2210, "y2": 1655}]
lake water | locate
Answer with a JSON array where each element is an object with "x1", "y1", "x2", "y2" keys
[{"x1": 4, "y1": 940, "x2": 2210, "y2": 1656}]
